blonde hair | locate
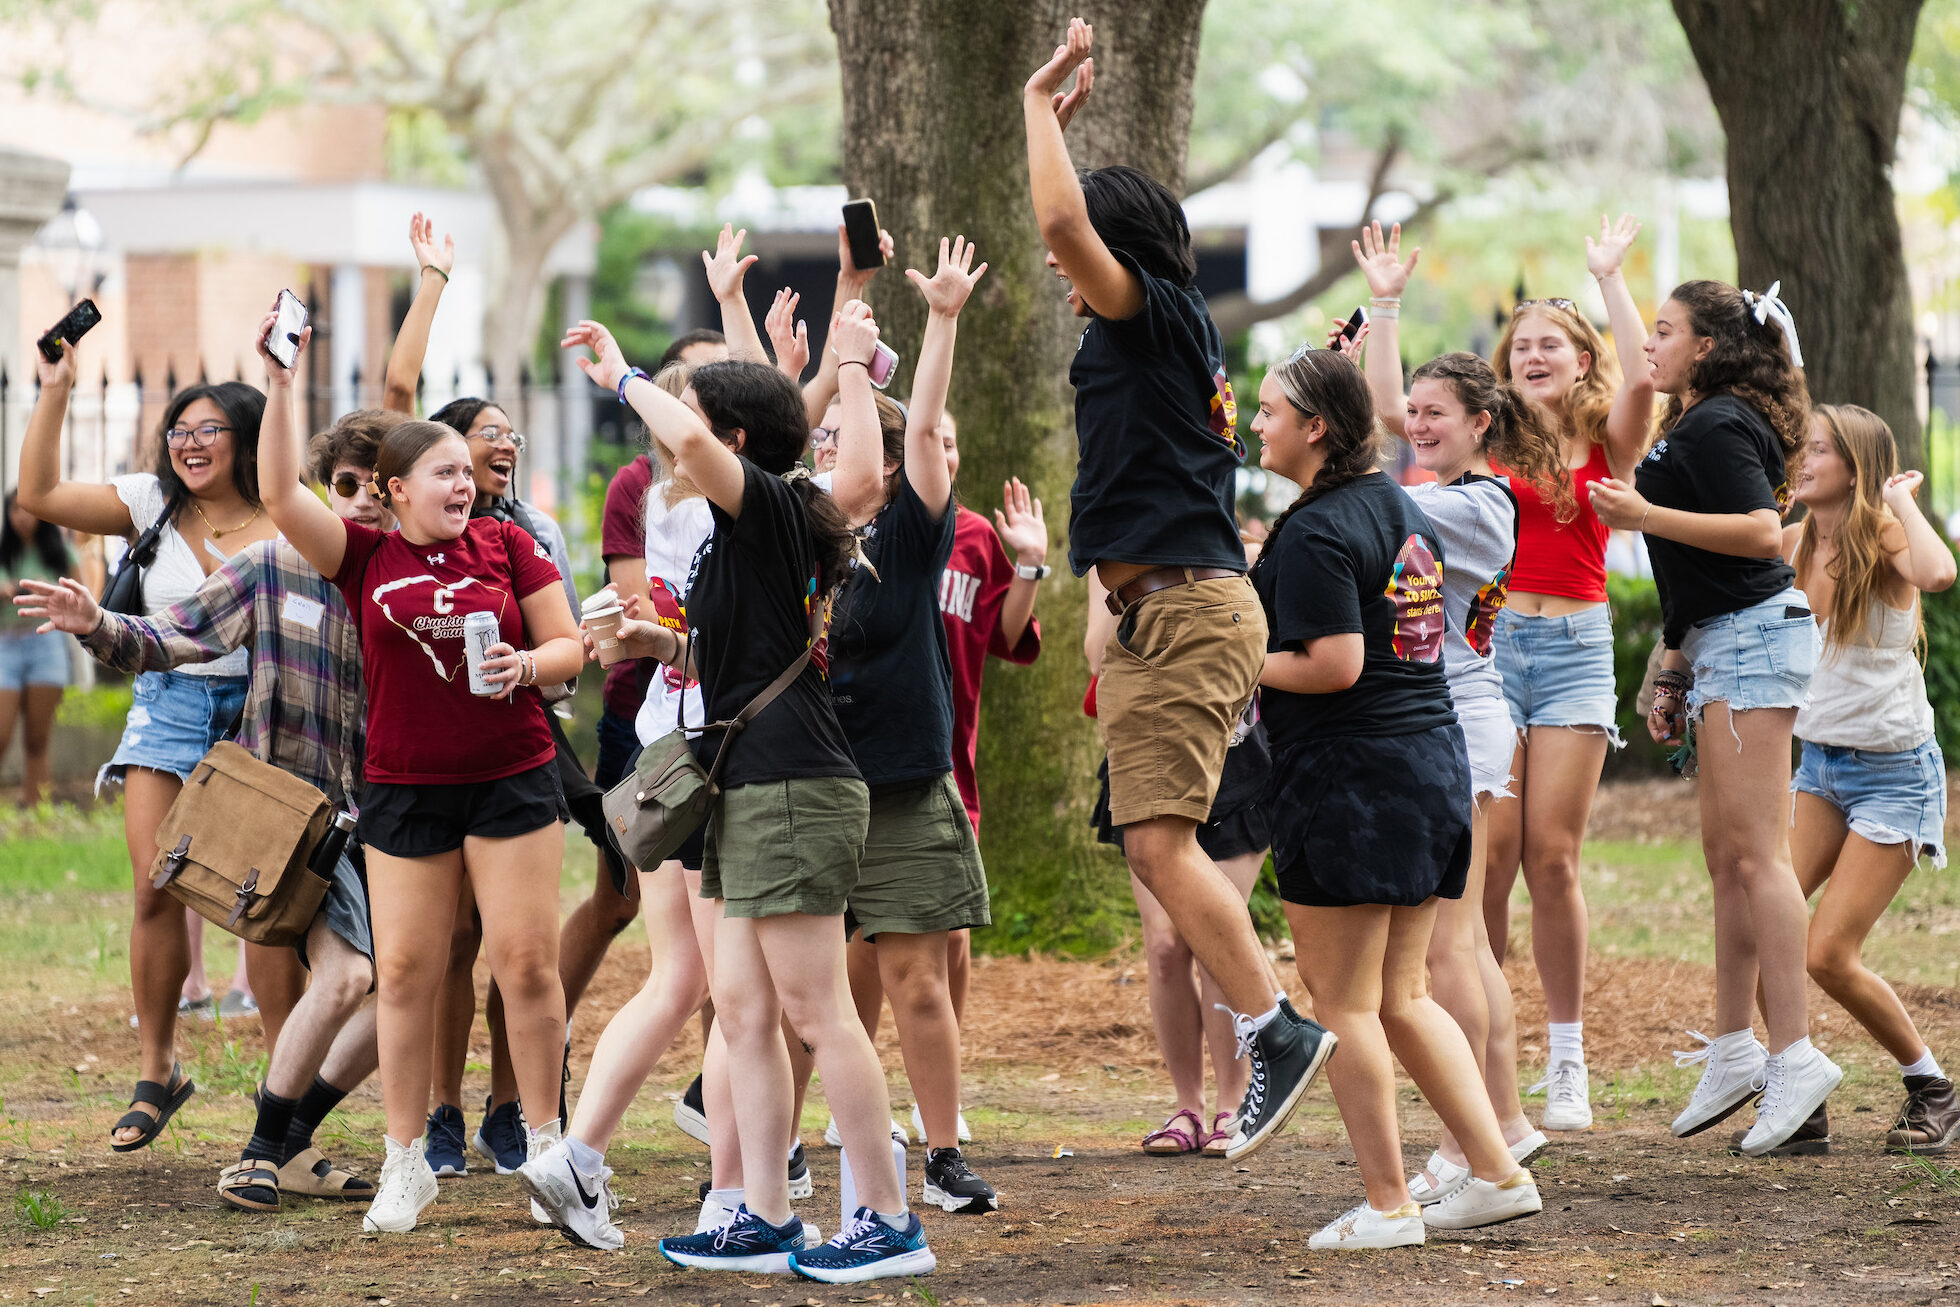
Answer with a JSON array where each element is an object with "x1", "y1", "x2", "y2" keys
[
  {"x1": 1491, "y1": 302, "x2": 1621, "y2": 450},
  {"x1": 1792, "y1": 404, "x2": 1919, "y2": 659},
  {"x1": 645, "y1": 363, "x2": 700, "y2": 508}
]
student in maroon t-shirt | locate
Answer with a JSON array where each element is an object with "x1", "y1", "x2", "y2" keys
[{"x1": 255, "y1": 311, "x2": 584, "y2": 1235}]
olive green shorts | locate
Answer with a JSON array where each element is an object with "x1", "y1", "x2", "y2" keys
[
  {"x1": 700, "y1": 776, "x2": 869, "y2": 919},
  {"x1": 847, "y1": 771, "x2": 991, "y2": 941}
]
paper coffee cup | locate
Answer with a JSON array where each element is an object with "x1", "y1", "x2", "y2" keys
[{"x1": 585, "y1": 605, "x2": 627, "y2": 666}]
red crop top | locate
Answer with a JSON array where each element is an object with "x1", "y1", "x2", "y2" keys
[{"x1": 1503, "y1": 442, "x2": 1613, "y2": 602}]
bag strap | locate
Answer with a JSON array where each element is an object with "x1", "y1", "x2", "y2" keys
[
  {"x1": 123, "y1": 502, "x2": 173, "y2": 571},
  {"x1": 687, "y1": 592, "x2": 824, "y2": 788}
]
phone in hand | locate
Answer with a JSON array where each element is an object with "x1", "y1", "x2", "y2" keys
[
  {"x1": 38, "y1": 299, "x2": 102, "y2": 362},
  {"x1": 1337, "y1": 304, "x2": 1370, "y2": 343},
  {"x1": 267, "y1": 290, "x2": 309, "y2": 369},
  {"x1": 842, "y1": 198, "x2": 884, "y2": 270},
  {"x1": 867, "y1": 341, "x2": 899, "y2": 389}
]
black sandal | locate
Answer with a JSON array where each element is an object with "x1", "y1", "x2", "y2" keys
[{"x1": 110, "y1": 1064, "x2": 195, "y2": 1152}]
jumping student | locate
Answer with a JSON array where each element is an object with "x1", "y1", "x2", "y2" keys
[
  {"x1": 255, "y1": 309, "x2": 581, "y2": 1232},
  {"x1": 1590, "y1": 278, "x2": 1839, "y2": 1156},
  {"x1": 1355, "y1": 313, "x2": 1567, "y2": 1200},
  {"x1": 1251, "y1": 344, "x2": 1542, "y2": 1249},
  {"x1": 1024, "y1": 17, "x2": 1331, "y2": 1157},
  {"x1": 1356, "y1": 217, "x2": 1653, "y2": 1131},
  {"x1": 1783, "y1": 404, "x2": 1956, "y2": 1153},
  {"x1": 552, "y1": 321, "x2": 935, "y2": 1281},
  {"x1": 823, "y1": 241, "x2": 997, "y2": 1214},
  {"x1": 17, "y1": 337, "x2": 292, "y2": 1152},
  {"x1": 17, "y1": 409, "x2": 399, "y2": 1213}
]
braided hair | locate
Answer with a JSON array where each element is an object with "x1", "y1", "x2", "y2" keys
[{"x1": 1251, "y1": 348, "x2": 1381, "y2": 578}]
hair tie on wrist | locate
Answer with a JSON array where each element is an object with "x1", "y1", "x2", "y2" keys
[{"x1": 422, "y1": 265, "x2": 449, "y2": 283}]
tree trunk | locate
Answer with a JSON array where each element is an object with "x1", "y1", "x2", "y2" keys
[
  {"x1": 1672, "y1": 0, "x2": 1926, "y2": 471},
  {"x1": 829, "y1": 0, "x2": 1209, "y2": 952}
]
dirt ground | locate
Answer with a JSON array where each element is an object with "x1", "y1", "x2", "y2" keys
[{"x1": 3, "y1": 783, "x2": 1958, "y2": 1305}]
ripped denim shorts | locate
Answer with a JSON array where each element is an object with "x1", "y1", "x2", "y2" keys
[
  {"x1": 1681, "y1": 588, "x2": 1817, "y2": 721},
  {"x1": 99, "y1": 669, "x2": 249, "y2": 790},
  {"x1": 1793, "y1": 737, "x2": 1947, "y2": 869}
]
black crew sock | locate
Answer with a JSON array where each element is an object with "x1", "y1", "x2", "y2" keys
[
  {"x1": 281, "y1": 1075, "x2": 352, "y2": 1164},
  {"x1": 244, "y1": 1088, "x2": 299, "y2": 1164}
]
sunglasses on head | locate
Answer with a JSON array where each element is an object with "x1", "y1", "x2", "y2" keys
[
  {"x1": 330, "y1": 473, "x2": 374, "y2": 498},
  {"x1": 1514, "y1": 297, "x2": 1578, "y2": 314}
]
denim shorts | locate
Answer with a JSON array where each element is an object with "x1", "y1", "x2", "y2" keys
[
  {"x1": 1492, "y1": 605, "x2": 1621, "y2": 738},
  {"x1": 0, "y1": 628, "x2": 72, "y2": 689},
  {"x1": 1681, "y1": 588, "x2": 1818, "y2": 721},
  {"x1": 100, "y1": 669, "x2": 249, "y2": 788},
  {"x1": 1793, "y1": 737, "x2": 1947, "y2": 869}
]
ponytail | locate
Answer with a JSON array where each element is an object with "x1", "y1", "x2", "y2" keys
[{"x1": 1411, "y1": 352, "x2": 1571, "y2": 520}]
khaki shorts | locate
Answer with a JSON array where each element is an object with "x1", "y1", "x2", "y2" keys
[
  {"x1": 848, "y1": 772, "x2": 991, "y2": 940},
  {"x1": 701, "y1": 776, "x2": 869, "y2": 919},
  {"x1": 1098, "y1": 574, "x2": 1268, "y2": 827}
]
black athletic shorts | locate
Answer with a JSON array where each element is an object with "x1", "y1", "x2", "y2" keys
[
  {"x1": 357, "y1": 762, "x2": 569, "y2": 859},
  {"x1": 1267, "y1": 724, "x2": 1472, "y2": 909}
]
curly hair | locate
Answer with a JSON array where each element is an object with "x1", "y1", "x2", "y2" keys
[
  {"x1": 1492, "y1": 302, "x2": 1620, "y2": 450},
  {"x1": 1251, "y1": 348, "x2": 1381, "y2": 579},
  {"x1": 1659, "y1": 279, "x2": 1810, "y2": 483},
  {"x1": 306, "y1": 409, "x2": 407, "y2": 485},
  {"x1": 1410, "y1": 352, "x2": 1572, "y2": 521}
]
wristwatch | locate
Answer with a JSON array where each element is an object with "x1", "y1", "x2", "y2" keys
[{"x1": 1014, "y1": 562, "x2": 1051, "y2": 581}]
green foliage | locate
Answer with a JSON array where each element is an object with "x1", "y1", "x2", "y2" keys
[
  {"x1": 1918, "y1": 567, "x2": 1960, "y2": 760},
  {"x1": 1605, "y1": 573, "x2": 1672, "y2": 775},
  {"x1": 14, "y1": 1186, "x2": 65, "y2": 1231},
  {"x1": 54, "y1": 682, "x2": 133, "y2": 732}
]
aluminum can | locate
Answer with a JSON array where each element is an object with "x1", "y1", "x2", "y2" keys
[{"x1": 463, "y1": 610, "x2": 502, "y2": 697}]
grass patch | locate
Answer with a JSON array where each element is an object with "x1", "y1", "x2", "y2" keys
[{"x1": 14, "y1": 1186, "x2": 66, "y2": 1230}]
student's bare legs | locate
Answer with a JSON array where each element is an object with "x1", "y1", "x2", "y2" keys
[
  {"x1": 433, "y1": 886, "x2": 481, "y2": 1111},
  {"x1": 559, "y1": 849, "x2": 641, "y2": 1017},
  {"x1": 1513, "y1": 728, "x2": 1604, "y2": 1027},
  {"x1": 3, "y1": 682, "x2": 63, "y2": 806},
  {"x1": 465, "y1": 823, "x2": 569, "y2": 1128},
  {"x1": 247, "y1": 941, "x2": 306, "y2": 1053},
  {"x1": 873, "y1": 930, "x2": 962, "y2": 1151},
  {"x1": 118, "y1": 767, "x2": 190, "y2": 1144},
  {"x1": 261, "y1": 919, "x2": 374, "y2": 1102},
  {"x1": 1124, "y1": 816, "x2": 1280, "y2": 1017},
  {"x1": 368, "y1": 849, "x2": 467, "y2": 1145},
  {"x1": 947, "y1": 928, "x2": 971, "y2": 1028}
]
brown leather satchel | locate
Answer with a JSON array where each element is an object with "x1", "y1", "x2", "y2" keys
[{"x1": 149, "y1": 741, "x2": 336, "y2": 947}]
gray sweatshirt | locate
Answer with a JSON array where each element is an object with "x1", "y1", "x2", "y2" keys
[{"x1": 1406, "y1": 474, "x2": 1518, "y2": 704}]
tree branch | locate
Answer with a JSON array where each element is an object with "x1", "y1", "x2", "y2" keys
[{"x1": 1184, "y1": 117, "x2": 1294, "y2": 196}]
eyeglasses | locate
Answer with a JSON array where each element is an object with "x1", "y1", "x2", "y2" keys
[
  {"x1": 466, "y1": 426, "x2": 528, "y2": 452},
  {"x1": 809, "y1": 426, "x2": 840, "y2": 448},
  {"x1": 1514, "y1": 298, "x2": 1578, "y2": 314},
  {"x1": 166, "y1": 423, "x2": 231, "y2": 449},
  {"x1": 329, "y1": 473, "x2": 375, "y2": 498}
]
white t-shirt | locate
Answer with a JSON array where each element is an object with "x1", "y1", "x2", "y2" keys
[
  {"x1": 632, "y1": 489, "x2": 713, "y2": 744},
  {"x1": 110, "y1": 474, "x2": 250, "y2": 677}
]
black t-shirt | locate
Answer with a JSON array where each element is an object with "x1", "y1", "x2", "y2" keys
[
  {"x1": 685, "y1": 459, "x2": 859, "y2": 788},
  {"x1": 1066, "y1": 249, "x2": 1248, "y2": 578},
  {"x1": 827, "y1": 469, "x2": 957, "y2": 786},
  {"x1": 1633, "y1": 393, "x2": 1796, "y2": 648},
  {"x1": 1254, "y1": 472, "x2": 1457, "y2": 745}
]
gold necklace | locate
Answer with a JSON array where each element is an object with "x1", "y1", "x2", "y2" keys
[{"x1": 192, "y1": 501, "x2": 263, "y2": 538}]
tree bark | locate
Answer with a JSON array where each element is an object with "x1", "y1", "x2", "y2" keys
[
  {"x1": 828, "y1": 0, "x2": 1209, "y2": 952},
  {"x1": 1672, "y1": 0, "x2": 1926, "y2": 470}
]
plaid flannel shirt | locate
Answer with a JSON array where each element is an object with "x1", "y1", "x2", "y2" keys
[{"x1": 83, "y1": 538, "x2": 363, "y2": 807}]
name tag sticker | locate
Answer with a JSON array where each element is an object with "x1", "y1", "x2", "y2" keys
[{"x1": 281, "y1": 595, "x2": 325, "y2": 630}]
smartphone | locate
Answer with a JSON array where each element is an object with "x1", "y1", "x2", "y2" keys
[
  {"x1": 867, "y1": 341, "x2": 899, "y2": 390},
  {"x1": 1337, "y1": 304, "x2": 1369, "y2": 342},
  {"x1": 842, "y1": 198, "x2": 884, "y2": 270},
  {"x1": 37, "y1": 299, "x2": 102, "y2": 362},
  {"x1": 267, "y1": 289, "x2": 309, "y2": 369}
]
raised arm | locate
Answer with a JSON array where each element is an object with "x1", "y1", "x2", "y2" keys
[
  {"x1": 1881, "y1": 471, "x2": 1958, "y2": 593},
  {"x1": 1024, "y1": 18, "x2": 1141, "y2": 321},
  {"x1": 1585, "y1": 214, "x2": 1656, "y2": 478},
  {"x1": 382, "y1": 212, "x2": 455, "y2": 415},
  {"x1": 254, "y1": 304, "x2": 348, "y2": 579},
  {"x1": 563, "y1": 319, "x2": 745, "y2": 516},
  {"x1": 802, "y1": 223, "x2": 893, "y2": 426},
  {"x1": 764, "y1": 288, "x2": 811, "y2": 383},
  {"x1": 827, "y1": 300, "x2": 888, "y2": 525},
  {"x1": 15, "y1": 341, "x2": 135, "y2": 536},
  {"x1": 993, "y1": 476, "x2": 1047, "y2": 649},
  {"x1": 16, "y1": 545, "x2": 257, "y2": 675},
  {"x1": 902, "y1": 235, "x2": 988, "y2": 520},
  {"x1": 704, "y1": 225, "x2": 768, "y2": 364},
  {"x1": 1350, "y1": 221, "x2": 1419, "y2": 439}
]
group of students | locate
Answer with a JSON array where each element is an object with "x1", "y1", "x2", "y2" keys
[{"x1": 8, "y1": 15, "x2": 1958, "y2": 1279}]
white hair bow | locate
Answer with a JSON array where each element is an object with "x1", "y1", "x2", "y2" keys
[{"x1": 1741, "y1": 281, "x2": 1803, "y2": 369}]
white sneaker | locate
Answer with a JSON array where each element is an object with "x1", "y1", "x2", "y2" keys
[
  {"x1": 516, "y1": 1137, "x2": 623, "y2": 1251},
  {"x1": 362, "y1": 1136, "x2": 438, "y2": 1234},
  {"x1": 910, "y1": 1103, "x2": 972, "y2": 1145},
  {"x1": 692, "y1": 1191, "x2": 818, "y2": 1244},
  {"x1": 526, "y1": 1121, "x2": 562, "y2": 1224},
  {"x1": 1670, "y1": 1030, "x2": 1768, "y2": 1137},
  {"x1": 1422, "y1": 1170, "x2": 1543, "y2": 1230},
  {"x1": 1406, "y1": 1153, "x2": 1468, "y2": 1206},
  {"x1": 1509, "y1": 1129, "x2": 1549, "y2": 1165},
  {"x1": 1309, "y1": 1201, "x2": 1425, "y2": 1250},
  {"x1": 824, "y1": 1115, "x2": 908, "y2": 1148},
  {"x1": 1739, "y1": 1044, "x2": 1843, "y2": 1157},
  {"x1": 1529, "y1": 1061, "x2": 1594, "y2": 1131}
]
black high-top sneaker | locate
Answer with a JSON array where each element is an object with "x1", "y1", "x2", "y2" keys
[{"x1": 1224, "y1": 1005, "x2": 1336, "y2": 1162}]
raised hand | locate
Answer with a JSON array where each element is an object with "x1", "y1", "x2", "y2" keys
[
  {"x1": 1585, "y1": 213, "x2": 1642, "y2": 280},
  {"x1": 766, "y1": 288, "x2": 810, "y2": 380},
  {"x1": 34, "y1": 336, "x2": 76, "y2": 390},
  {"x1": 829, "y1": 299, "x2": 881, "y2": 369},
  {"x1": 837, "y1": 223, "x2": 895, "y2": 294},
  {"x1": 409, "y1": 211, "x2": 455, "y2": 276},
  {"x1": 994, "y1": 477, "x2": 1047, "y2": 565},
  {"x1": 1351, "y1": 220, "x2": 1419, "y2": 301},
  {"x1": 906, "y1": 236, "x2": 989, "y2": 319},
  {"x1": 1028, "y1": 16, "x2": 1095, "y2": 130},
  {"x1": 1883, "y1": 470, "x2": 1925, "y2": 512},
  {"x1": 702, "y1": 224, "x2": 758, "y2": 304},
  {"x1": 255, "y1": 295, "x2": 311, "y2": 386},
  {"x1": 560, "y1": 319, "x2": 630, "y2": 393},
  {"x1": 1324, "y1": 320, "x2": 1370, "y2": 362},
  {"x1": 12, "y1": 576, "x2": 100, "y2": 637}
]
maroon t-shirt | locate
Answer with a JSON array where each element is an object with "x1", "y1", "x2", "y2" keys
[
  {"x1": 600, "y1": 455, "x2": 656, "y2": 721},
  {"x1": 332, "y1": 516, "x2": 562, "y2": 785},
  {"x1": 938, "y1": 506, "x2": 1042, "y2": 832}
]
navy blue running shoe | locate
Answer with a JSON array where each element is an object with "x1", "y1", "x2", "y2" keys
[
  {"x1": 472, "y1": 1096, "x2": 527, "y2": 1175},
  {"x1": 791, "y1": 1206, "x2": 937, "y2": 1284},
  {"x1": 660, "y1": 1205, "x2": 806, "y2": 1273},
  {"x1": 422, "y1": 1104, "x2": 467, "y2": 1178}
]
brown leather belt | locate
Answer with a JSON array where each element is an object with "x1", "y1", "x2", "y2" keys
[{"x1": 1105, "y1": 566, "x2": 1242, "y2": 617}]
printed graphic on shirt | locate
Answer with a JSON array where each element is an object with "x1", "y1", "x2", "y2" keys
[
  {"x1": 1209, "y1": 369, "x2": 1245, "y2": 458},
  {"x1": 1463, "y1": 562, "x2": 1511, "y2": 657},
  {"x1": 372, "y1": 574, "x2": 510, "y2": 681},
  {"x1": 648, "y1": 576, "x2": 699, "y2": 693},
  {"x1": 1384, "y1": 534, "x2": 1445, "y2": 663},
  {"x1": 940, "y1": 567, "x2": 981, "y2": 624}
]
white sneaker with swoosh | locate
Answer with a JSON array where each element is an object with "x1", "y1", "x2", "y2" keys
[{"x1": 517, "y1": 1137, "x2": 624, "y2": 1251}]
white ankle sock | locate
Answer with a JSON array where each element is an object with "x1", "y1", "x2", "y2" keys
[
  {"x1": 566, "y1": 1136, "x2": 603, "y2": 1171},
  {"x1": 709, "y1": 1186, "x2": 744, "y2": 1210},
  {"x1": 875, "y1": 1207, "x2": 910, "y2": 1230},
  {"x1": 1547, "y1": 1022, "x2": 1584, "y2": 1067},
  {"x1": 1774, "y1": 1035, "x2": 1812, "y2": 1060},
  {"x1": 1900, "y1": 1049, "x2": 1944, "y2": 1080},
  {"x1": 1248, "y1": 1003, "x2": 1282, "y2": 1034}
]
